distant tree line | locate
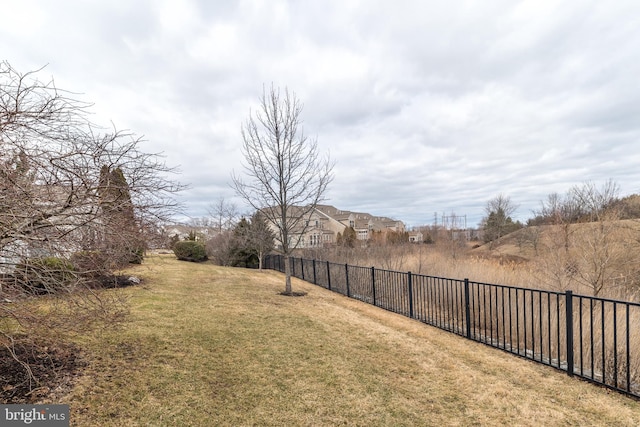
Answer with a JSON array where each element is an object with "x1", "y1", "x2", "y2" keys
[
  {"x1": 528, "y1": 183, "x2": 640, "y2": 226},
  {"x1": 173, "y1": 200, "x2": 275, "y2": 269},
  {"x1": 481, "y1": 180, "x2": 640, "y2": 247}
]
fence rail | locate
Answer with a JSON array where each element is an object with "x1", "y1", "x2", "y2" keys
[{"x1": 264, "y1": 254, "x2": 640, "y2": 399}]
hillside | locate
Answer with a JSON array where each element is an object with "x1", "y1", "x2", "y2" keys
[{"x1": 472, "y1": 219, "x2": 640, "y2": 262}]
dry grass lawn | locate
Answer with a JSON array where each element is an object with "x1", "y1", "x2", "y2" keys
[{"x1": 59, "y1": 255, "x2": 640, "y2": 426}]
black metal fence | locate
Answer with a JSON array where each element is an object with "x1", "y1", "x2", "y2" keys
[{"x1": 264, "y1": 254, "x2": 640, "y2": 399}]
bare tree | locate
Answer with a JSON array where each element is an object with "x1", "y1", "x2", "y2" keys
[
  {"x1": 202, "y1": 197, "x2": 240, "y2": 265},
  {"x1": 519, "y1": 225, "x2": 542, "y2": 255},
  {"x1": 534, "y1": 180, "x2": 640, "y2": 297},
  {"x1": 0, "y1": 61, "x2": 183, "y2": 393},
  {"x1": 205, "y1": 231, "x2": 237, "y2": 266},
  {"x1": 533, "y1": 192, "x2": 581, "y2": 253},
  {"x1": 187, "y1": 216, "x2": 214, "y2": 228},
  {"x1": 207, "y1": 197, "x2": 239, "y2": 233},
  {"x1": 569, "y1": 179, "x2": 620, "y2": 222},
  {"x1": 232, "y1": 85, "x2": 333, "y2": 294}
]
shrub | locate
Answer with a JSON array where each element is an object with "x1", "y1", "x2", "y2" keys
[
  {"x1": 71, "y1": 251, "x2": 106, "y2": 274},
  {"x1": 70, "y1": 251, "x2": 143, "y2": 289},
  {"x1": 70, "y1": 250, "x2": 118, "y2": 283},
  {"x1": 14, "y1": 257, "x2": 78, "y2": 295},
  {"x1": 173, "y1": 241, "x2": 208, "y2": 262},
  {"x1": 129, "y1": 247, "x2": 144, "y2": 264}
]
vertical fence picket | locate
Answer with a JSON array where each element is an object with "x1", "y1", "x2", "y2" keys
[
  {"x1": 626, "y1": 304, "x2": 631, "y2": 393},
  {"x1": 565, "y1": 290, "x2": 574, "y2": 376},
  {"x1": 601, "y1": 301, "x2": 606, "y2": 384},
  {"x1": 613, "y1": 303, "x2": 618, "y2": 388},
  {"x1": 371, "y1": 267, "x2": 376, "y2": 307},
  {"x1": 464, "y1": 279, "x2": 471, "y2": 339},
  {"x1": 313, "y1": 259, "x2": 317, "y2": 285},
  {"x1": 345, "y1": 264, "x2": 350, "y2": 298},
  {"x1": 408, "y1": 272, "x2": 414, "y2": 319}
]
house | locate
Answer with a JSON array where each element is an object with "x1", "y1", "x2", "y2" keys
[
  {"x1": 408, "y1": 231, "x2": 424, "y2": 243},
  {"x1": 264, "y1": 204, "x2": 406, "y2": 249},
  {"x1": 162, "y1": 224, "x2": 216, "y2": 242}
]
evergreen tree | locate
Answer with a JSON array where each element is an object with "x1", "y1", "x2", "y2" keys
[
  {"x1": 340, "y1": 226, "x2": 356, "y2": 248},
  {"x1": 226, "y1": 214, "x2": 275, "y2": 268},
  {"x1": 247, "y1": 212, "x2": 275, "y2": 270},
  {"x1": 98, "y1": 165, "x2": 145, "y2": 266},
  {"x1": 481, "y1": 195, "x2": 520, "y2": 246}
]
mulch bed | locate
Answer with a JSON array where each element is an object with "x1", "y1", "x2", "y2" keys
[
  {"x1": 0, "y1": 339, "x2": 84, "y2": 403},
  {"x1": 0, "y1": 273, "x2": 141, "y2": 403}
]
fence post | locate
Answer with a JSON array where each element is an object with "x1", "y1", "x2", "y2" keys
[
  {"x1": 464, "y1": 278, "x2": 472, "y2": 339},
  {"x1": 565, "y1": 290, "x2": 574, "y2": 377},
  {"x1": 408, "y1": 271, "x2": 414, "y2": 319},
  {"x1": 313, "y1": 259, "x2": 317, "y2": 285},
  {"x1": 301, "y1": 258, "x2": 305, "y2": 280},
  {"x1": 345, "y1": 263, "x2": 350, "y2": 298},
  {"x1": 291, "y1": 257, "x2": 295, "y2": 277},
  {"x1": 327, "y1": 261, "x2": 332, "y2": 291},
  {"x1": 371, "y1": 266, "x2": 376, "y2": 306}
]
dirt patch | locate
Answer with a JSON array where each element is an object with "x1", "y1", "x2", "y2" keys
[
  {"x1": 279, "y1": 291, "x2": 308, "y2": 297},
  {"x1": 0, "y1": 338, "x2": 84, "y2": 403}
]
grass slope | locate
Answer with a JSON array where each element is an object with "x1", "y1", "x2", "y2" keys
[
  {"x1": 472, "y1": 219, "x2": 640, "y2": 261},
  {"x1": 62, "y1": 256, "x2": 640, "y2": 426}
]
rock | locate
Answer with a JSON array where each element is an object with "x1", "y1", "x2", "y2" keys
[{"x1": 127, "y1": 276, "x2": 141, "y2": 285}]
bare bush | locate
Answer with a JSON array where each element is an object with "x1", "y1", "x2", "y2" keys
[{"x1": 0, "y1": 61, "x2": 182, "y2": 394}]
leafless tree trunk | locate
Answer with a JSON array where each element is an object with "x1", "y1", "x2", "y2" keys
[{"x1": 232, "y1": 85, "x2": 333, "y2": 294}]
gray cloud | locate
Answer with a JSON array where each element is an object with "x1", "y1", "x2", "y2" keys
[{"x1": 3, "y1": 0, "x2": 640, "y2": 227}]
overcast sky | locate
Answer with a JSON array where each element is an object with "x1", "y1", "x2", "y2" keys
[{"x1": 3, "y1": 0, "x2": 640, "y2": 227}]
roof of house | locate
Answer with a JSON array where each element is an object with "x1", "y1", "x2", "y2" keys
[{"x1": 315, "y1": 205, "x2": 403, "y2": 231}]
